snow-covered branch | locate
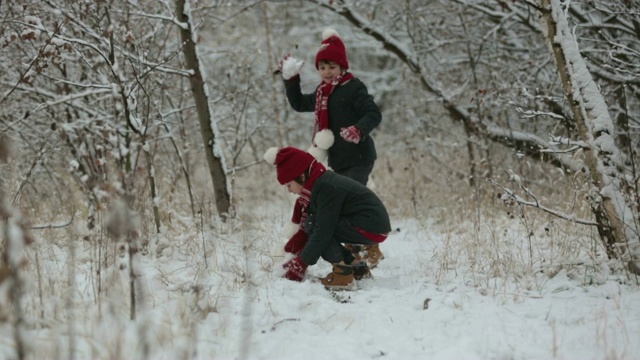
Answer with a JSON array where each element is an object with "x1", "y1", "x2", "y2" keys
[
  {"x1": 31, "y1": 211, "x2": 75, "y2": 230},
  {"x1": 487, "y1": 177, "x2": 598, "y2": 226}
]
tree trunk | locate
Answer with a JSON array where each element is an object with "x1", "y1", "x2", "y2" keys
[
  {"x1": 537, "y1": 0, "x2": 640, "y2": 276},
  {"x1": 176, "y1": 0, "x2": 232, "y2": 218}
]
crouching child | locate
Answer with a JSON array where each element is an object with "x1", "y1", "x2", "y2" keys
[{"x1": 264, "y1": 146, "x2": 391, "y2": 290}]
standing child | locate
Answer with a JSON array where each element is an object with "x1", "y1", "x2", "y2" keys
[
  {"x1": 277, "y1": 28, "x2": 385, "y2": 266},
  {"x1": 264, "y1": 146, "x2": 391, "y2": 290}
]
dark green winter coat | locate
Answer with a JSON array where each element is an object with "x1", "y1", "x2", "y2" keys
[
  {"x1": 299, "y1": 171, "x2": 391, "y2": 266},
  {"x1": 283, "y1": 76, "x2": 381, "y2": 172}
]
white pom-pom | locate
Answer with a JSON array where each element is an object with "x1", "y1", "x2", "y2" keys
[
  {"x1": 263, "y1": 147, "x2": 278, "y2": 165},
  {"x1": 322, "y1": 28, "x2": 339, "y2": 40},
  {"x1": 283, "y1": 221, "x2": 299, "y2": 239},
  {"x1": 314, "y1": 129, "x2": 334, "y2": 150},
  {"x1": 366, "y1": 177, "x2": 374, "y2": 189},
  {"x1": 308, "y1": 146, "x2": 328, "y2": 163}
]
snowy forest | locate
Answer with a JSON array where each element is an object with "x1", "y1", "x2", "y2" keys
[{"x1": 1, "y1": 1, "x2": 639, "y2": 359}]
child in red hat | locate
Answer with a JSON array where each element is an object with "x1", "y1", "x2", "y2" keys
[
  {"x1": 277, "y1": 28, "x2": 381, "y2": 185},
  {"x1": 264, "y1": 147, "x2": 391, "y2": 290},
  {"x1": 277, "y1": 29, "x2": 385, "y2": 267}
]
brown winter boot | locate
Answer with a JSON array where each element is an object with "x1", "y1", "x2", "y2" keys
[
  {"x1": 343, "y1": 244, "x2": 363, "y2": 262},
  {"x1": 350, "y1": 260, "x2": 372, "y2": 281},
  {"x1": 321, "y1": 264, "x2": 356, "y2": 291},
  {"x1": 362, "y1": 244, "x2": 384, "y2": 268}
]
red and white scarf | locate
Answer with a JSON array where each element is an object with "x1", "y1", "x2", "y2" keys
[
  {"x1": 313, "y1": 72, "x2": 354, "y2": 141},
  {"x1": 291, "y1": 160, "x2": 326, "y2": 230}
]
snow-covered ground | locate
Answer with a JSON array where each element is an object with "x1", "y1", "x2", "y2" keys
[{"x1": 2, "y1": 199, "x2": 638, "y2": 360}]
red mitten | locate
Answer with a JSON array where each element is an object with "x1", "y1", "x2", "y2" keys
[
  {"x1": 340, "y1": 126, "x2": 362, "y2": 143},
  {"x1": 283, "y1": 256, "x2": 308, "y2": 282},
  {"x1": 284, "y1": 229, "x2": 308, "y2": 254}
]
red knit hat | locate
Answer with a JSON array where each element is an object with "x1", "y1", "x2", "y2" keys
[
  {"x1": 315, "y1": 28, "x2": 349, "y2": 70},
  {"x1": 263, "y1": 147, "x2": 316, "y2": 185}
]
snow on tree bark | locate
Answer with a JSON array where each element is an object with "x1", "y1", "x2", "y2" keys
[
  {"x1": 537, "y1": 0, "x2": 640, "y2": 275},
  {"x1": 175, "y1": 0, "x2": 232, "y2": 218}
]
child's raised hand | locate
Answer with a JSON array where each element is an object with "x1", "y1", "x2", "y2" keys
[
  {"x1": 277, "y1": 53, "x2": 291, "y2": 73},
  {"x1": 278, "y1": 53, "x2": 304, "y2": 80}
]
